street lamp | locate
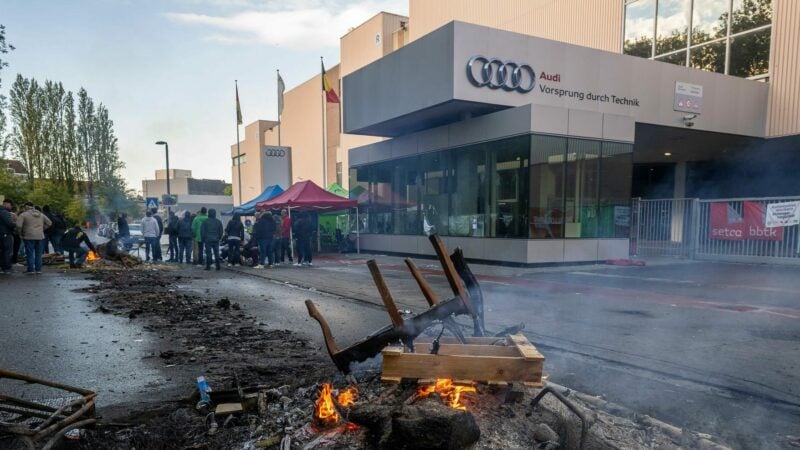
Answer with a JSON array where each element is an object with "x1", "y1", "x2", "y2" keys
[{"x1": 155, "y1": 141, "x2": 171, "y2": 214}]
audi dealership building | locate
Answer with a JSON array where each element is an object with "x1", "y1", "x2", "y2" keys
[{"x1": 342, "y1": 16, "x2": 799, "y2": 264}]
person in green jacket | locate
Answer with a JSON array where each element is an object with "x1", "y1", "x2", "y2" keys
[{"x1": 191, "y1": 207, "x2": 208, "y2": 267}]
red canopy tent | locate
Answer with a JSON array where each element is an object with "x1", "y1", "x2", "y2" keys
[
  {"x1": 255, "y1": 180, "x2": 359, "y2": 253},
  {"x1": 256, "y1": 180, "x2": 356, "y2": 210}
]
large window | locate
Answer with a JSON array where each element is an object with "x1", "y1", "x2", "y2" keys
[
  {"x1": 624, "y1": 0, "x2": 772, "y2": 78},
  {"x1": 352, "y1": 134, "x2": 632, "y2": 239},
  {"x1": 598, "y1": 142, "x2": 634, "y2": 238},
  {"x1": 530, "y1": 136, "x2": 567, "y2": 239}
]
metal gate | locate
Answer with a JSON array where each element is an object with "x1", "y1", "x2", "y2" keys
[
  {"x1": 631, "y1": 198, "x2": 695, "y2": 258},
  {"x1": 632, "y1": 196, "x2": 800, "y2": 265}
]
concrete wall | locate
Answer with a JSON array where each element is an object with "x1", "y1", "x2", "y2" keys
[
  {"x1": 262, "y1": 67, "x2": 341, "y2": 189},
  {"x1": 230, "y1": 120, "x2": 278, "y2": 205},
  {"x1": 408, "y1": 0, "x2": 623, "y2": 53},
  {"x1": 345, "y1": 21, "x2": 770, "y2": 138},
  {"x1": 767, "y1": 0, "x2": 800, "y2": 137},
  {"x1": 357, "y1": 234, "x2": 629, "y2": 264},
  {"x1": 350, "y1": 104, "x2": 634, "y2": 165}
]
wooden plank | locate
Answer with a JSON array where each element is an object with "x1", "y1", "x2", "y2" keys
[
  {"x1": 415, "y1": 336, "x2": 504, "y2": 346},
  {"x1": 404, "y1": 258, "x2": 440, "y2": 306},
  {"x1": 367, "y1": 260, "x2": 404, "y2": 327},
  {"x1": 215, "y1": 403, "x2": 244, "y2": 416},
  {"x1": 381, "y1": 377, "x2": 402, "y2": 384},
  {"x1": 382, "y1": 352, "x2": 543, "y2": 383},
  {"x1": 508, "y1": 334, "x2": 545, "y2": 361},
  {"x1": 432, "y1": 344, "x2": 521, "y2": 358}
]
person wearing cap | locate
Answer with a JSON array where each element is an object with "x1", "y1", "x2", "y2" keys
[{"x1": 62, "y1": 225, "x2": 97, "y2": 269}]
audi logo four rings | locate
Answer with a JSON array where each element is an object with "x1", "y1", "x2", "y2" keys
[
  {"x1": 466, "y1": 55, "x2": 536, "y2": 93},
  {"x1": 266, "y1": 149, "x2": 286, "y2": 157}
]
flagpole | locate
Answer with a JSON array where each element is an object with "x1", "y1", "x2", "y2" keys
[
  {"x1": 235, "y1": 79, "x2": 242, "y2": 206},
  {"x1": 277, "y1": 69, "x2": 282, "y2": 148},
  {"x1": 321, "y1": 57, "x2": 328, "y2": 189}
]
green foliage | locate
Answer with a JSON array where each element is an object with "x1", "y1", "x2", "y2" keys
[
  {"x1": 97, "y1": 179, "x2": 141, "y2": 218},
  {"x1": 223, "y1": 185, "x2": 233, "y2": 196},
  {"x1": 27, "y1": 179, "x2": 73, "y2": 213},
  {"x1": 0, "y1": 158, "x2": 30, "y2": 202},
  {"x1": 64, "y1": 196, "x2": 87, "y2": 226}
]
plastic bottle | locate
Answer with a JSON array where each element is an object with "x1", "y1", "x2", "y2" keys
[{"x1": 196, "y1": 376, "x2": 212, "y2": 408}]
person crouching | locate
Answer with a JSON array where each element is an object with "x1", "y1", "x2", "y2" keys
[{"x1": 62, "y1": 225, "x2": 97, "y2": 269}]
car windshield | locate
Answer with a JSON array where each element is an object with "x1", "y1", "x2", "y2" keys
[{"x1": 129, "y1": 224, "x2": 142, "y2": 231}]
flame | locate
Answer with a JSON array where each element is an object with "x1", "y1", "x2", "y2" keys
[
  {"x1": 344, "y1": 422, "x2": 360, "y2": 432},
  {"x1": 416, "y1": 379, "x2": 477, "y2": 411},
  {"x1": 336, "y1": 385, "x2": 358, "y2": 407},
  {"x1": 86, "y1": 251, "x2": 100, "y2": 262},
  {"x1": 314, "y1": 383, "x2": 340, "y2": 426}
]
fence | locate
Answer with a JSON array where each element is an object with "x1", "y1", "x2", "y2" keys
[{"x1": 632, "y1": 196, "x2": 800, "y2": 265}]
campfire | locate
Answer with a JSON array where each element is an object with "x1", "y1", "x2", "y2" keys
[
  {"x1": 417, "y1": 379, "x2": 477, "y2": 411},
  {"x1": 313, "y1": 383, "x2": 360, "y2": 428},
  {"x1": 86, "y1": 250, "x2": 101, "y2": 262}
]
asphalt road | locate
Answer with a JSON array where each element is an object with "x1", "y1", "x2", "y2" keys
[{"x1": 1, "y1": 255, "x2": 798, "y2": 449}]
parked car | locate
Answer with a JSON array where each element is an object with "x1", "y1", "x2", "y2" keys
[
  {"x1": 97, "y1": 224, "x2": 109, "y2": 238},
  {"x1": 121, "y1": 223, "x2": 145, "y2": 250}
]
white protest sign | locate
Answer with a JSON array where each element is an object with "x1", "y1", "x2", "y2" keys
[{"x1": 765, "y1": 201, "x2": 800, "y2": 228}]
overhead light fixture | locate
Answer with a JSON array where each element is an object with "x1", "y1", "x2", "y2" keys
[{"x1": 664, "y1": 152, "x2": 672, "y2": 156}]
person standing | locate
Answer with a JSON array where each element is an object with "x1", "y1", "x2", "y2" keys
[
  {"x1": 41, "y1": 207, "x2": 66, "y2": 254},
  {"x1": 16, "y1": 203, "x2": 52, "y2": 274},
  {"x1": 177, "y1": 211, "x2": 194, "y2": 264},
  {"x1": 151, "y1": 208, "x2": 164, "y2": 262},
  {"x1": 166, "y1": 211, "x2": 180, "y2": 262},
  {"x1": 141, "y1": 211, "x2": 160, "y2": 262},
  {"x1": 117, "y1": 212, "x2": 130, "y2": 250},
  {"x1": 62, "y1": 225, "x2": 97, "y2": 269},
  {"x1": 192, "y1": 207, "x2": 208, "y2": 267},
  {"x1": 200, "y1": 208, "x2": 223, "y2": 271},
  {"x1": 272, "y1": 213, "x2": 282, "y2": 265},
  {"x1": 253, "y1": 211, "x2": 275, "y2": 268},
  {"x1": 295, "y1": 214, "x2": 313, "y2": 266},
  {"x1": 280, "y1": 209, "x2": 293, "y2": 265},
  {"x1": 225, "y1": 213, "x2": 244, "y2": 266},
  {"x1": 0, "y1": 199, "x2": 16, "y2": 274}
]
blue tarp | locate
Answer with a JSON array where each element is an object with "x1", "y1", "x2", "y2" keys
[{"x1": 222, "y1": 184, "x2": 284, "y2": 216}]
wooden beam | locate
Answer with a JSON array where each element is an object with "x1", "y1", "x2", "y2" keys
[
  {"x1": 367, "y1": 259, "x2": 404, "y2": 327},
  {"x1": 508, "y1": 334, "x2": 545, "y2": 361},
  {"x1": 428, "y1": 235, "x2": 474, "y2": 315},
  {"x1": 404, "y1": 258, "x2": 440, "y2": 306},
  {"x1": 382, "y1": 352, "x2": 543, "y2": 383}
]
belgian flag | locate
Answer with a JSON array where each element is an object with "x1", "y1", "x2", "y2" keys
[{"x1": 321, "y1": 61, "x2": 340, "y2": 104}]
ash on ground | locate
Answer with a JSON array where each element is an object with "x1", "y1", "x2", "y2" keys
[{"x1": 71, "y1": 267, "x2": 721, "y2": 450}]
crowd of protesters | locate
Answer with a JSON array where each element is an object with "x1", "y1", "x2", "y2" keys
[
  {"x1": 1, "y1": 199, "x2": 95, "y2": 274},
  {"x1": 1, "y1": 198, "x2": 328, "y2": 275}
]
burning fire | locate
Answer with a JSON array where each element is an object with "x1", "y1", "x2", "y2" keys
[
  {"x1": 314, "y1": 383, "x2": 340, "y2": 426},
  {"x1": 417, "y1": 379, "x2": 476, "y2": 411},
  {"x1": 86, "y1": 251, "x2": 100, "y2": 262},
  {"x1": 336, "y1": 385, "x2": 359, "y2": 407}
]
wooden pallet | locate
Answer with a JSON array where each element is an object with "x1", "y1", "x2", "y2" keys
[{"x1": 381, "y1": 333, "x2": 544, "y2": 387}]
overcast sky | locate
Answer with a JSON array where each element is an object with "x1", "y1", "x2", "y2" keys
[{"x1": 1, "y1": 0, "x2": 407, "y2": 190}]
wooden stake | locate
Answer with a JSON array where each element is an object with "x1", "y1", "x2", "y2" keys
[
  {"x1": 367, "y1": 260, "x2": 404, "y2": 327},
  {"x1": 404, "y1": 258, "x2": 439, "y2": 306}
]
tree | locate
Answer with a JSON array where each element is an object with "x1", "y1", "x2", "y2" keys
[
  {"x1": 0, "y1": 25, "x2": 14, "y2": 157},
  {"x1": 76, "y1": 88, "x2": 95, "y2": 199},
  {"x1": 9, "y1": 75, "x2": 42, "y2": 187}
]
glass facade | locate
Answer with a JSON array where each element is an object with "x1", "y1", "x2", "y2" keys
[
  {"x1": 350, "y1": 134, "x2": 632, "y2": 240},
  {"x1": 623, "y1": 0, "x2": 772, "y2": 79}
]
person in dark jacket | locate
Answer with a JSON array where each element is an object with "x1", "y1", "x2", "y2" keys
[
  {"x1": 200, "y1": 208, "x2": 223, "y2": 270},
  {"x1": 1, "y1": 199, "x2": 16, "y2": 274},
  {"x1": 252, "y1": 211, "x2": 276, "y2": 268},
  {"x1": 42, "y1": 205, "x2": 66, "y2": 254},
  {"x1": 166, "y1": 211, "x2": 180, "y2": 262},
  {"x1": 117, "y1": 213, "x2": 130, "y2": 237},
  {"x1": 151, "y1": 208, "x2": 164, "y2": 262},
  {"x1": 62, "y1": 225, "x2": 97, "y2": 268},
  {"x1": 225, "y1": 213, "x2": 245, "y2": 266},
  {"x1": 177, "y1": 211, "x2": 194, "y2": 264},
  {"x1": 294, "y1": 214, "x2": 313, "y2": 266}
]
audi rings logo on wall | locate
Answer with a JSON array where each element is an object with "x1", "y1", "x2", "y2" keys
[
  {"x1": 265, "y1": 149, "x2": 286, "y2": 157},
  {"x1": 466, "y1": 55, "x2": 536, "y2": 93}
]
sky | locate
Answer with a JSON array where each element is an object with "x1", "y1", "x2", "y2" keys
[{"x1": 1, "y1": 0, "x2": 407, "y2": 190}]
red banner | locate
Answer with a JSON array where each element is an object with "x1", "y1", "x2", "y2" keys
[{"x1": 710, "y1": 201, "x2": 783, "y2": 241}]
